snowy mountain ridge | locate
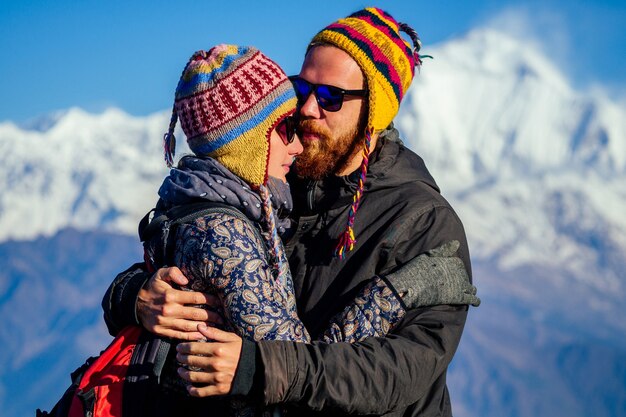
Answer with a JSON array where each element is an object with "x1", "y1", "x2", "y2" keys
[
  {"x1": 397, "y1": 29, "x2": 626, "y2": 299},
  {"x1": 1, "y1": 29, "x2": 625, "y2": 280},
  {"x1": 399, "y1": 29, "x2": 626, "y2": 188},
  {"x1": 1, "y1": 28, "x2": 625, "y2": 417},
  {"x1": 0, "y1": 107, "x2": 176, "y2": 242}
]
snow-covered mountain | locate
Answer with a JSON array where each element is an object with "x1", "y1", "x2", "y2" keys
[
  {"x1": 398, "y1": 28, "x2": 626, "y2": 334},
  {"x1": 1, "y1": 28, "x2": 625, "y2": 417},
  {"x1": 0, "y1": 107, "x2": 178, "y2": 242}
]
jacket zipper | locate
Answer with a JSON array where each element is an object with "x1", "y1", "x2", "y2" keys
[{"x1": 306, "y1": 180, "x2": 318, "y2": 212}]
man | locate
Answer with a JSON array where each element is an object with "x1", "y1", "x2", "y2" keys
[{"x1": 103, "y1": 7, "x2": 478, "y2": 416}]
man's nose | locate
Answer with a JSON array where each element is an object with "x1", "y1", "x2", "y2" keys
[{"x1": 299, "y1": 92, "x2": 321, "y2": 119}]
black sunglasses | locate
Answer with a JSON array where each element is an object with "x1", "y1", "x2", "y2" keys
[
  {"x1": 289, "y1": 76, "x2": 367, "y2": 112},
  {"x1": 276, "y1": 115, "x2": 298, "y2": 145}
]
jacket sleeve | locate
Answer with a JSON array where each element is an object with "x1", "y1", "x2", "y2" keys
[
  {"x1": 175, "y1": 213, "x2": 310, "y2": 342},
  {"x1": 101, "y1": 262, "x2": 151, "y2": 336},
  {"x1": 258, "y1": 305, "x2": 467, "y2": 414},
  {"x1": 257, "y1": 204, "x2": 472, "y2": 414}
]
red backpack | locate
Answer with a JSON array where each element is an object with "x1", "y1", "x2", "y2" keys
[
  {"x1": 69, "y1": 326, "x2": 142, "y2": 417},
  {"x1": 37, "y1": 325, "x2": 183, "y2": 417}
]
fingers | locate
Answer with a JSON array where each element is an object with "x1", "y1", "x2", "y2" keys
[
  {"x1": 176, "y1": 329, "x2": 242, "y2": 371},
  {"x1": 138, "y1": 294, "x2": 223, "y2": 339},
  {"x1": 179, "y1": 367, "x2": 233, "y2": 384},
  {"x1": 185, "y1": 378, "x2": 233, "y2": 397},
  {"x1": 138, "y1": 268, "x2": 226, "y2": 341},
  {"x1": 176, "y1": 364, "x2": 236, "y2": 398},
  {"x1": 155, "y1": 266, "x2": 189, "y2": 286},
  {"x1": 159, "y1": 295, "x2": 223, "y2": 324},
  {"x1": 197, "y1": 323, "x2": 240, "y2": 342},
  {"x1": 188, "y1": 384, "x2": 231, "y2": 397},
  {"x1": 148, "y1": 312, "x2": 224, "y2": 341},
  {"x1": 175, "y1": 333, "x2": 242, "y2": 397},
  {"x1": 157, "y1": 319, "x2": 210, "y2": 340},
  {"x1": 150, "y1": 327, "x2": 205, "y2": 341},
  {"x1": 169, "y1": 290, "x2": 220, "y2": 308},
  {"x1": 177, "y1": 306, "x2": 223, "y2": 325},
  {"x1": 177, "y1": 332, "x2": 241, "y2": 355},
  {"x1": 147, "y1": 268, "x2": 220, "y2": 309}
]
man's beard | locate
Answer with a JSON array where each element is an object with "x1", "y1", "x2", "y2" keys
[{"x1": 295, "y1": 119, "x2": 364, "y2": 180}]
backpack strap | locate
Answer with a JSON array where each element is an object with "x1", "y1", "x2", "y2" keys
[
  {"x1": 122, "y1": 331, "x2": 176, "y2": 417},
  {"x1": 139, "y1": 201, "x2": 266, "y2": 270},
  {"x1": 139, "y1": 202, "x2": 237, "y2": 242}
]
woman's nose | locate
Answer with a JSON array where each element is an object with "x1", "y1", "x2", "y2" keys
[{"x1": 289, "y1": 134, "x2": 304, "y2": 155}]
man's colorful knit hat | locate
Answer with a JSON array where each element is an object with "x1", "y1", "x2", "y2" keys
[
  {"x1": 310, "y1": 7, "x2": 424, "y2": 132},
  {"x1": 309, "y1": 8, "x2": 425, "y2": 258},
  {"x1": 163, "y1": 44, "x2": 297, "y2": 186}
]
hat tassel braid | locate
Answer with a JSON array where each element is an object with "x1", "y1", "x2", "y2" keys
[
  {"x1": 163, "y1": 51, "x2": 211, "y2": 168},
  {"x1": 399, "y1": 22, "x2": 432, "y2": 67},
  {"x1": 334, "y1": 127, "x2": 373, "y2": 259},
  {"x1": 258, "y1": 185, "x2": 291, "y2": 301},
  {"x1": 163, "y1": 109, "x2": 178, "y2": 168}
]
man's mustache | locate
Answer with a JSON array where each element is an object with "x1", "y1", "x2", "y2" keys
[{"x1": 298, "y1": 119, "x2": 332, "y2": 139}]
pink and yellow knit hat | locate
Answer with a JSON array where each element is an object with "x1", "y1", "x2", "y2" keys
[
  {"x1": 309, "y1": 8, "x2": 425, "y2": 258},
  {"x1": 163, "y1": 44, "x2": 297, "y2": 186}
]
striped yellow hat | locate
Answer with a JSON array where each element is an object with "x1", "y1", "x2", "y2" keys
[
  {"x1": 163, "y1": 44, "x2": 297, "y2": 186},
  {"x1": 310, "y1": 7, "x2": 424, "y2": 132},
  {"x1": 310, "y1": 8, "x2": 425, "y2": 258}
]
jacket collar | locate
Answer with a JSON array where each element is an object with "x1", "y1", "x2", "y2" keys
[{"x1": 290, "y1": 125, "x2": 439, "y2": 214}]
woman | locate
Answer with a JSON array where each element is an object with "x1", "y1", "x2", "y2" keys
[{"x1": 146, "y1": 44, "x2": 407, "y2": 415}]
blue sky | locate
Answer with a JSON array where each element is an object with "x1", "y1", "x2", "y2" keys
[{"x1": 1, "y1": 0, "x2": 625, "y2": 123}]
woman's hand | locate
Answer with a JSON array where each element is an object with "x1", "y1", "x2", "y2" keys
[
  {"x1": 137, "y1": 267, "x2": 223, "y2": 340},
  {"x1": 176, "y1": 324, "x2": 243, "y2": 397}
]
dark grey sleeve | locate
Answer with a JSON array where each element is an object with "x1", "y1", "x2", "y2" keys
[
  {"x1": 258, "y1": 304, "x2": 468, "y2": 414},
  {"x1": 382, "y1": 240, "x2": 481, "y2": 308},
  {"x1": 101, "y1": 262, "x2": 151, "y2": 336}
]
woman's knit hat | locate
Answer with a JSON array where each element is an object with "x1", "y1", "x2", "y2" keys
[
  {"x1": 163, "y1": 44, "x2": 298, "y2": 287},
  {"x1": 163, "y1": 44, "x2": 297, "y2": 186},
  {"x1": 309, "y1": 8, "x2": 426, "y2": 258}
]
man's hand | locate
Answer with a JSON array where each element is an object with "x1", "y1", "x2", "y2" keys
[
  {"x1": 137, "y1": 267, "x2": 222, "y2": 340},
  {"x1": 176, "y1": 324, "x2": 243, "y2": 397}
]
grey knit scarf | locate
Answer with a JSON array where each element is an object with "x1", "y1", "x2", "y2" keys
[{"x1": 158, "y1": 156, "x2": 294, "y2": 235}]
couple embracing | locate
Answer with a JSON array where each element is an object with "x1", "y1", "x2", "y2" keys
[{"x1": 103, "y1": 7, "x2": 479, "y2": 417}]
